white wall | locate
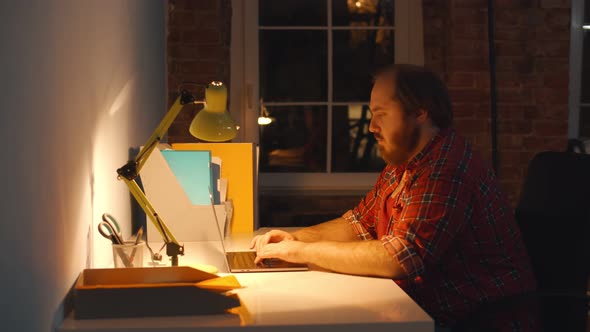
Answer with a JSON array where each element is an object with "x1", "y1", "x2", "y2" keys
[{"x1": 0, "y1": 1, "x2": 165, "y2": 331}]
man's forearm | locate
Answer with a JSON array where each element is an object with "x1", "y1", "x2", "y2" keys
[
  {"x1": 298, "y1": 240, "x2": 407, "y2": 279},
  {"x1": 290, "y1": 217, "x2": 359, "y2": 242}
]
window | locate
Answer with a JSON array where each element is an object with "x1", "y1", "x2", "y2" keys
[
  {"x1": 569, "y1": 0, "x2": 590, "y2": 139},
  {"x1": 231, "y1": 0, "x2": 423, "y2": 191}
]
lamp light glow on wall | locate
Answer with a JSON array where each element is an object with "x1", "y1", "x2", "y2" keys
[{"x1": 116, "y1": 81, "x2": 237, "y2": 266}]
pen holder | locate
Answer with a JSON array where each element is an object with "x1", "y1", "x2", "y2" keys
[{"x1": 112, "y1": 241, "x2": 144, "y2": 268}]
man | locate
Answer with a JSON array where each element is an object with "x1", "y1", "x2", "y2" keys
[{"x1": 251, "y1": 64, "x2": 536, "y2": 326}]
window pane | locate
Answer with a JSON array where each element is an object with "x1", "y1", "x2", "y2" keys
[
  {"x1": 333, "y1": 0, "x2": 395, "y2": 27},
  {"x1": 581, "y1": 30, "x2": 590, "y2": 103},
  {"x1": 260, "y1": 30, "x2": 327, "y2": 102},
  {"x1": 259, "y1": 105, "x2": 327, "y2": 172},
  {"x1": 580, "y1": 106, "x2": 590, "y2": 138},
  {"x1": 332, "y1": 105, "x2": 386, "y2": 172},
  {"x1": 585, "y1": 0, "x2": 590, "y2": 23},
  {"x1": 259, "y1": 0, "x2": 327, "y2": 26},
  {"x1": 333, "y1": 29, "x2": 394, "y2": 101}
]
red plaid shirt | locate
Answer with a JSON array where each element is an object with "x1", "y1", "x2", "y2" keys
[{"x1": 344, "y1": 128, "x2": 536, "y2": 325}]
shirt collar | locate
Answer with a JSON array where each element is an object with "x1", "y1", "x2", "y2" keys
[{"x1": 404, "y1": 127, "x2": 454, "y2": 171}]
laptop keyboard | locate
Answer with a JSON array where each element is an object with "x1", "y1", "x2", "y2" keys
[
  {"x1": 227, "y1": 251, "x2": 257, "y2": 269},
  {"x1": 226, "y1": 251, "x2": 308, "y2": 272}
]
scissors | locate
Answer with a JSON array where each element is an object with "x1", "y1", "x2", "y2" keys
[{"x1": 98, "y1": 213, "x2": 124, "y2": 245}]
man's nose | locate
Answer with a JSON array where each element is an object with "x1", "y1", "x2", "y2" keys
[{"x1": 368, "y1": 117, "x2": 377, "y2": 133}]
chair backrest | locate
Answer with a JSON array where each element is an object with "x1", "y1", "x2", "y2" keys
[{"x1": 515, "y1": 151, "x2": 590, "y2": 293}]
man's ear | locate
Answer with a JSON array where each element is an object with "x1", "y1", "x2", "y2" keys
[{"x1": 416, "y1": 108, "x2": 428, "y2": 123}]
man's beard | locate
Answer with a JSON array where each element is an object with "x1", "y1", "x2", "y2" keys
[{"x1": 379, "y1": 125, "x2": 421, "y2": 166}]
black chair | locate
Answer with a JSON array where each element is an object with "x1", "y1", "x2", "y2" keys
[
  {"x1": 453, "y1": 151, "x2": 590, "y2": 332},
  {"x1": 514, "y1": 151, "x2": 590, "y2": 331}
]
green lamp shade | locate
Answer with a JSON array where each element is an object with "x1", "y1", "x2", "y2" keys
[
  {"x1": 189, "y1": 81, "x2": 238, "y2": 142},
  {"x1": 189, "y1": 109, "x2": 238, "y2": 142}
]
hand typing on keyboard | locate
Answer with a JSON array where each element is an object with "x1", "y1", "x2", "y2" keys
[{"x1": 260, "y1": 258, "x2": 284, "y2": 267}]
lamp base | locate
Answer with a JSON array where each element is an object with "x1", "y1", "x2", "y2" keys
[{"x1": 166, "y1": 242, "x2": 185, "y2": 266}]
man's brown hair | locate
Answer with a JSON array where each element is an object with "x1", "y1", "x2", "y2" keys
[{"x1": 375, "y1": 64, "x2": 453, "y2": 129}]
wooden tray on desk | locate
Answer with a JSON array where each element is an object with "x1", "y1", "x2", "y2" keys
[{"x1": 73, "y1": 266, "x2": 242, "y2": 319}]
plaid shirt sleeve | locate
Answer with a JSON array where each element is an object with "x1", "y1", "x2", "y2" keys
[
  {"x1": 343, "y1": 207, "x2": 425, "y2": 278},
  {"x1": 342, "y1": 209, "x2": 372, "y2": 240},
  {"x1": 342, "y1": 166, "x2": 392, "y2": 240},
  {"x1": 381, "y1": 235, "x2": 424, "y2": 278}
]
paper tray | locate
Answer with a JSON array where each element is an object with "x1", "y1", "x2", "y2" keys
[{"x1": 74, "y1": 266, "x2": 242, "y2": 319}]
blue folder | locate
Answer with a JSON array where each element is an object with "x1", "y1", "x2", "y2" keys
[{"x1": 161, "y1": 150, "x2": 216, "y2": 206}]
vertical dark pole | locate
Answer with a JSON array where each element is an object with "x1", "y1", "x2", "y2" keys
[{"x1": 488, "y1": 0, "x2": 499, "y2": 174}]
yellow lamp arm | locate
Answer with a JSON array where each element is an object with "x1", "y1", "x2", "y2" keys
[
  {"x1": 121, "y1": 177, "x2": 179, "y2": 245},
  {"x1": 135, "y1": 91, "x2": 205, "y2": 172},
  {"x1": 116, "y1": 90, "x2": 203, "y2": 266}
]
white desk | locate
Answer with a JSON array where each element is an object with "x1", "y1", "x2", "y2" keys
[{"x1": 59, "y1": 231, "x2": 433, "y2": 332}]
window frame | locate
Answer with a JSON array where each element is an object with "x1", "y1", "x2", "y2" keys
[
  {"x1": 568, "y1": 0, "x2": 586, "y2": 139},
  {"x1": 230, "y1": 0, "x2": 423, "y2": 191}
]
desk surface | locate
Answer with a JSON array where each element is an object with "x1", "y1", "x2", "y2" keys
[{"x1": 59, "y1": 231, "x2": 433, "y2": 332}]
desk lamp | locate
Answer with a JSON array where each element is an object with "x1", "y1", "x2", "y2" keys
[
  {"x1": 116, "y1": 81, "x2": 237, "y2": 266},
  {"x1": 257, "y1": 100, "x2": 274, "y2": 125}
]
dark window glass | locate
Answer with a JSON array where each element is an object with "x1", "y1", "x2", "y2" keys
[
  {"x1": 580, "y1": 106, "x2": 590, "y2": 137},
  {"x1": 259, "y1": 105, "x2": 327, "y2": 172},
  {"x1": 331, "y1": 105, "x2": 386, "y2": 172},
  {"x1": 259, "y1": 0, "x2": 327, "y2": 26},
  {"x1": 333, "y1": 29, "x2": 394, "y2": 101},
  {"x1": 585, "y1": 0, "x2": 590, "y2": 23},
  {"x1": 333, "y1": 0, "x2": 394, "y2": 27},
  {"x1": 259, "y1": 30, "x2": 327, "y2": 102}
]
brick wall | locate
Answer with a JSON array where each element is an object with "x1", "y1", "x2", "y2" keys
[
  {"x1": 423, "y1": 0, "x2": 570, "y2": 204},
  {"x1": 166, "y1": 0, "x2": 231, "y2": 144},
  {"x1": 166, "y1": 1, "x2": 571, "y2": 224}
]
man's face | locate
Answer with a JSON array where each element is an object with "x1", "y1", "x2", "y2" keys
[{"x1": 369, "y1": 76, "x2": 421, "y2": 166}]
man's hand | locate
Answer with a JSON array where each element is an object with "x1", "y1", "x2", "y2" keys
[
  {"x1": 253, "y1": 240, "x2": 306, "y2": 265},
  {"x1": 250, "y1": 229, "x2": 295, "y2": 253},
  {"x1": 250, "y1": 230, "x2": 300, "y2": 264}
]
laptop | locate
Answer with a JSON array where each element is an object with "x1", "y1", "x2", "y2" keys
[
  {"x1": 207, "y1": 192, "x2": 308, "y2": 273},
  {"x1": 225, "y1": 250, "x2": 308, "y2": 273}
]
